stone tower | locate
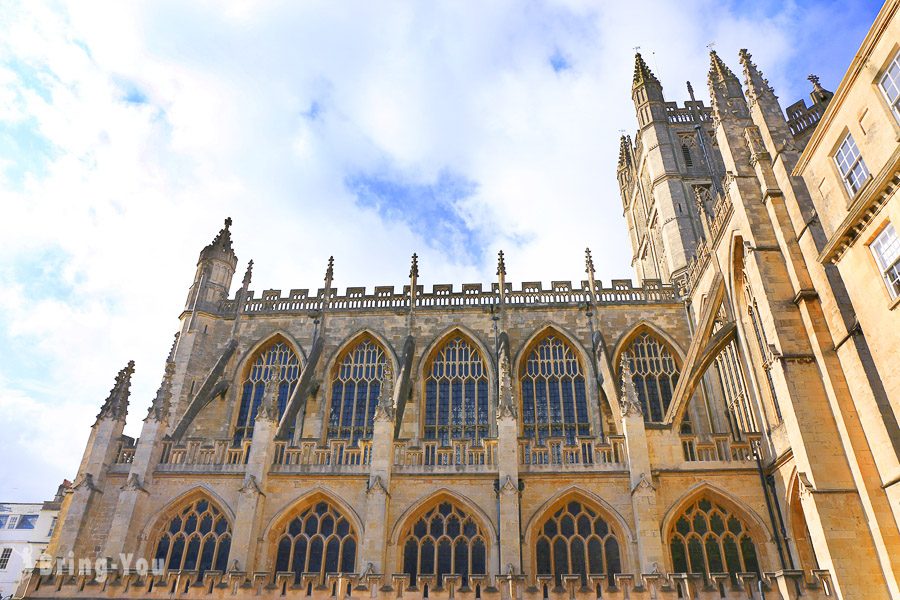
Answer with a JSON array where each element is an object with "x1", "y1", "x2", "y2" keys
[{"x1": 618, "y1": 53, "x2": 723, "y2": 284}]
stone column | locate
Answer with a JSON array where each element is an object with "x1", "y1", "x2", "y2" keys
[
  {"x1": 229, "y1": 380, "x2": 279, "y2": 571},
  {"x1": 496, "y1": 339, "x2": 521, "y2": 575},
  {"x1": 620, "y1": 359, "x2": 664, "y2": 573},
  {"x1": 360, "y1": 364, "x2": 397, "y2": 574}
]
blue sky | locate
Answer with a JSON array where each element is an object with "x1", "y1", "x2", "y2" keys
[{"x1": 0, "y1": 0, "x2": 884, "y2": 501}]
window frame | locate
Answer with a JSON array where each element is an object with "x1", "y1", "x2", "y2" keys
[
  {"x1": 868, "y1": 221, "x2": 900, "y2": 301},
  {"x1": 16, "y1": 514, "x2": 38, "y2": 530},
  {"x1": 878, "y1": 48, "x2": 900, "y2": 124},
  {"x1": 0, "y1": 548, "x2": 12, "y2": 570},
  {"x1": 421, "y1": 335, "x2": 491, "y2": 445},
  {"x1": 832, "y1": 132, "x2": 870, "y2": 197}
]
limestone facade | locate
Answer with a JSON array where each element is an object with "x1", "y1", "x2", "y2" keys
[{"x1": 17, "y1": 5, "x2": 900, "y2": 600}]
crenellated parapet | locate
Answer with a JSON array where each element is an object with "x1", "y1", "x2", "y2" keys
[{"x1": 18, "y1": 564, "x2": 837, "y2": 600}]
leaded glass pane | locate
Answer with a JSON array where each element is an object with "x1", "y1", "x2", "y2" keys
[
  {"x1": 668, "y1": 498, "x2": 761, "y2": 576},
  {"x1": 154, "y1": 497, "x2": 231, "y2": 575},
  {"x1": 402, "y1": 503, "x2": 486, "y2": 586},
  {"x1": 534, "y1": 499, "x2": 620, "y2": 585},
  {"x1": 327, "y1": 338, "x2": 387, "y2": 442},
  {"x1": 623, "y1": 332, "x2": 680, "y2": 423},
  {"x1": 273, "y1": 501, "x2": 357, "y2": 584},
  {"x1": 234, "y1": 341, "x2": 301, "y2": 443},
  {"x1": 521, "y1": 335, "x2": 591, "y2": 443}
]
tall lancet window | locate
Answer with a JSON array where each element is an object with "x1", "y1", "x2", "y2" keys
[
  {"x1": 424, "y1": 335, "x2": 489, "y2": 444},
  {"x1": 234, "y1": 341, "x2": 300, "y2": 444},
  {"x1": 520, "y1": 333, "x2": 590, "y2": 444},
  {"x1": 327, "y1": 337, "x2": 387, "y2": 444},
  {"x1": 621, "y1": 331, "x2": 680, "y2": 423}
]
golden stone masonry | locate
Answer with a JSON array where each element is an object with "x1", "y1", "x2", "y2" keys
[{"x1": 17, "y1": 2, "x2": 900, "y2": 599}]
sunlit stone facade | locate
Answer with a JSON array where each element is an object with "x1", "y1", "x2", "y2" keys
[{"x1": 20, "y1": 4, "x2": 900, "y2": 599}]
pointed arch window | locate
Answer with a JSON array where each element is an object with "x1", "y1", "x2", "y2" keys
[
  {"x1": 535, "y1": 500, "x2": 621, "y2": 585},
  {"x1": 274, "y1": 500, "x2": 357, "y2": 583},
  {"x1": 669, "y1": 498, "x2": 760, "y2": 576},
  {"x1": 424, "y1": 336, "x2": 489, "y2": 444},
  {"x1": 401, "y1": 502, "x2": 487, "y2": 587},
  {"x1": 621, "y1": 331, "x2": 680, "y2": 422},
  {"x1": 521, "y1": 334, "x2": 590, "y2": 444},
  {"x1": 327, "y1": 338, "x2": 387, "y2": 443},
  {"x1": 153, "y1": 498, "x2": 231, "y2": 575},
  {"x1": 234, "y1": 341, "x2": 300, "y2": 444}
]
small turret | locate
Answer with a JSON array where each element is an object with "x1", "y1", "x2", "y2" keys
[
  {"x1": 185, "y1": 218, "x2": 239, "y2": 312},
  {"x1": 632, "y1": 53, "x2": 667, "y2": 127},
  {"x1": 95, "y1": 360, "x2": 135, "y2": 425},
  {"x1": 807, "y1": 74, "x2": 833, "y2": 106},
  {"x1": 738, "y1": 49, "x2": 777, "y2": 109}
]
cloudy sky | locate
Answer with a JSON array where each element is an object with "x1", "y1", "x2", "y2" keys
[{"x1": 0, "y1": 0, "x2": 882, "y2": 501}]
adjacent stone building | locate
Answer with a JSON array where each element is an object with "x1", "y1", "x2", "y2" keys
[{"x1": 18, "y1": 3, "x2": 900, "y2": 600}]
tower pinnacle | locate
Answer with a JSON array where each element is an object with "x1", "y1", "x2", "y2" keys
[{"x1": 632, "y1": 53, "x2": 660, "y2": 88}]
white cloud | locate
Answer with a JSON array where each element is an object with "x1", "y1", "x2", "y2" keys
[{"x1": 0, "y1": 0, "x2": 879, "y2": 500}]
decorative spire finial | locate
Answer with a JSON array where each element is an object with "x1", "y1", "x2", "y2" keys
[
  {"x1": 708, "y1": 50, "x2": 737, "y2": 83},
  {"x1": 409, "y1": 253, "x2": 419, "y2": 279},
  {"x1": 224, "y1": 217, "x2": 232, "y2": 229},
  {"x1": 497, "y1": 250, "x2": 506, "y2": 277},
  {"x1": 96, "y1": 360, "x2": 135, "y2": 424},
  {"x1": 146, "y1": 360, "x2": 175, "y2": 422},
  {"x1": 632, "y1": 52, "x2": 660, "y2": 87},
  {"x1": 584, "y1": 248, "x2": 595, "y2": 276},
  {"x1": 808, "y1": 74, "x2": 823, "y2": 91},
  {"x1": 200, "y1": 217, "x2": 236, "y2": 261},
  {"x1": 686, "y1": 80, "x2": 695, "y2": 99},
  {"x1": 325, "y1": 256, "x2": 334, "y2": 284},
  {"x1": 242, "y1": 260, "x2": 253, "y2": 287}
]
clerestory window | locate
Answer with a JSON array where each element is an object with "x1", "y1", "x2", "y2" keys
[
  {"x1": 424, "y1": 336, "x2": 489, "y2": 445},
  {"x1": 327, "y1": 337, "x2": 387, "y2": 444},
  {"x1": 234, "y1": 341, "x2": 300, "y2": 444},
  {"x1": 520, "y1": 334, "x2": 590, "y2": 445},
  {"x1": 621, "y1": 331, "x2": 680, "y2": 422}
]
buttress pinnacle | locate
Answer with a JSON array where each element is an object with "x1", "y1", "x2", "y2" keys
[
  {"x1": 708, "y1": 50, "x2": 738, "y2": 84},
  {"x1": 96, "y1": 360, "x2": 135, "y2": 424},
  {"x1": 497, "y1": 250, "x2": 507, "y2": 277}
]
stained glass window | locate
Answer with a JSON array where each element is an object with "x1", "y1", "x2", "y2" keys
[
  {"x1": 622, "y1": 332, "x2": 680, "y2": 423},
  {"x1": 535, "y1": 500, "x2": 621, "y2": 585},
  {"x1": 153, "y1": 498, "x2": 231, "y2": 575},
  {"x1": 521, "y1": 334, "x2": 590, "y2": 444},
  {"x1": 234, "y1": 341, "x2": 301, "y2": 444},
  {"x1": 327, "y1": 338, "x2": 387, "y2": 443},
  {"x1": 669, "y1": 498, "x2": 759, "y2": 576},
  {"x1": 401, "y1": 502, "x2": 486, "y2": 587},
  {"x1": 274, "y1": 501, "x2": 357, "y2": 583},
  {"x1": 424, "y1": 336, "x2": 489, "y2": 444}
]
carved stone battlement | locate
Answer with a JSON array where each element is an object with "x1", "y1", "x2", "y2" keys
[
  {"x1": 217, "y1": 279, "x2": 679, "y2": 314},
  {"x1": 17, "y1": 566, "x2": 836, "y2": 600}
]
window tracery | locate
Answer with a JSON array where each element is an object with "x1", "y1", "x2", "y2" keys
[
  {"x1": 327, "y1": 338, "x2": 387, "y2": 443},
  {"x1": 401, "y1": 502, "x2": 487, "y2": 586},
  {"x1": 424, "y1": 336, "x2": 489, "y2": 444},
  {"x1": 153, "y1": 498, "x2": 231, "y2": 574},
  {"x1": 669, "y1": 498, "x2": 760, "y2": 575},
  {"x1": 621, "y1": 331, "x2": 680, "y2": 422},
  {"x1": 273, "y1": 501, "x2": 357, "y2": 583},
  {"x1": 520, "y1": 334, "x2": 590, "y2": 444},
  {"x1": 535, "y1": 500, "x2": 621, "y2": 585},
  {"x1": 234, "y1": 341, "x2": 300, "y2": 443}
]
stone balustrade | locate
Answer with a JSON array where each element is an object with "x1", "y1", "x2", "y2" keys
[
  {"x1": 219, "y1": 279, "x2": 679, "y2": 316},
  {"x1": 518, "y1": 437, "x2": 626, "y2": 472},
  {"x1": 271, "y1": 440, "x2": 372, "y2": 473},
  {"x1": 680, "y1": 434, "x2": 760, "y2": 463},
  {"x1": 392, "y1": 439, "x2": 498, "y2": 472},
  {"x1": 16, "y1": 566, "x2": 836, "y2": 600},
  {"x1": 152, "y1": 440, "x2": 249, "y2": 473}
]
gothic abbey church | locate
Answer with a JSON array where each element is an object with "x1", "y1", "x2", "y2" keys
[{"x1": 20, "y1": 3, "x2": 900, "y2": 599}]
